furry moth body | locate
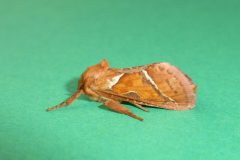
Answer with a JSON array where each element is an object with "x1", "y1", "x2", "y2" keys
[{"x1": 47, "y1": 59, "x2": 196, "y2": 121}]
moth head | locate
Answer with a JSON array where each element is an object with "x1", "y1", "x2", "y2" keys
[{"x1": 80, "y1": 59, "x2": 109, "y2": 82}]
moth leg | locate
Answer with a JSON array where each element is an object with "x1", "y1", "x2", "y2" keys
[
  {"x1": 103, "y1": 100, "x2": 143, "y2": 121},
  {"x1": 129, "y1": 102, "x2": 149, "y2": 112},
  {"x1": 46, "y1": 90, "x2": 82, "y2": 111}
]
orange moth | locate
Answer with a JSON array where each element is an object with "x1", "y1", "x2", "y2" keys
[{"x1": 47, "y1": 59, "x2": 196, "y2": 121}]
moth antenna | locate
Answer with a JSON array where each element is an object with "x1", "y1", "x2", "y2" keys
[{"x1": 46, "y1": 90, "x2": 82, "y2": 112}]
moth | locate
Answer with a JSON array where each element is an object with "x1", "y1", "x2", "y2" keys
[{"x1": 47, "y1": 59, "x2": 196, "y2": 121}]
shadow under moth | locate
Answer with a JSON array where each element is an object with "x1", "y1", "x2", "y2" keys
[{"x1": 47, "y1": 59, "x2": 196, "y2": 121}]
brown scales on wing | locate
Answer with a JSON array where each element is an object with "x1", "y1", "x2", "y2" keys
[
  {"x1": 145, "y1": 63, "x2": 196, "y2": 109},
  {"x1": 111, "y1": 72, "x2": 166, "y2": 101},
  {"x1": 105, "y1": 63, "x2": 196, "y2": 110}
]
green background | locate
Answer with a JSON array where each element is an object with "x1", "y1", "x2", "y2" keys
[{"x1": 1, "y1": 0, "x2": 239, "y2": 159}]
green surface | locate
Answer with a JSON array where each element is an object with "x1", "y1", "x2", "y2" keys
[{"x1": 1, "y1": 0, "x2": 240, "y2": 159}]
